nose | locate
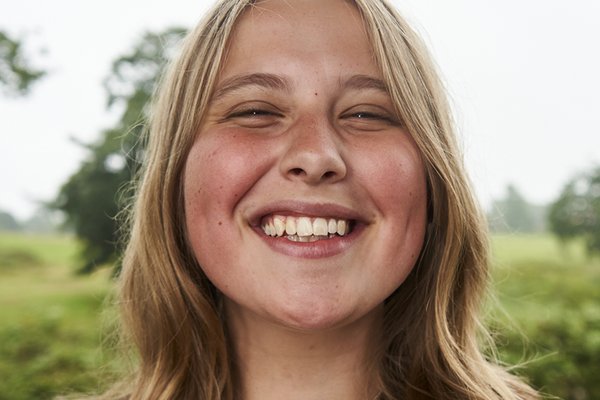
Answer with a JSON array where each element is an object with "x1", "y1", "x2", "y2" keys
[{"x1": 279, "y1": 117, "x2": 347, "y2": 185}]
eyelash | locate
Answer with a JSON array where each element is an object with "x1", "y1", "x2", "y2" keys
[
  {"x1": 227, "y1": 108, "x2": 280, "y2": 118},
  {"x1": 223, "y1": 105, "x2": 399, "y2": 130},
  {"x1": 228, "y1": 109, "x2": 391, "y2": 120},
  {"x1": 346, "y1": 111, "x2": 391, "y2": 122},
  {"x1": 342, "y1": 110, "x2": 401, "y2": 129}
]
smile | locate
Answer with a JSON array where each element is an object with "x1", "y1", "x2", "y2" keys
[{"x1": 261, "y1": 215, "x2": 353, "y2": 242}]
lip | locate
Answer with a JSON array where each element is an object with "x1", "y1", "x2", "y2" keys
[
  {"x1": 247, "y1": 200, "x2": 369, "y2": 227},
  {"x1": 247, "y1": 200, "x2": 369, "y2": 259}
]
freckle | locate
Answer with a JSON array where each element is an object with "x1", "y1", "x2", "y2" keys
[
  {"x1": 314, "y1": 92, "x2": 318, "y2": 96},
  {"x1": 218, "y1": 221, "x2": 223, "y2": 226}
]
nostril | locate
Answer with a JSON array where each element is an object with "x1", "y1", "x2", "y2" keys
[
  {"x1": 289, "y1": 167, "x2": 305, "y2": 176},
  {"x1": 322, "y1": 171, "x2": 336, "y2": 180}
]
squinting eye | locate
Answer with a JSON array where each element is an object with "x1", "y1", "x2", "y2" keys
[
  {"x1": 341, "y1": 109, "x2": 398, "y2": 127},
  {"x1": 228, "y1": 109, "x2": 277, "y2": 118},
  {"x1": 221, "y1": 102, "x2": 285, "y2": 128},
  {"x1": 338, "y1": 104, "x2": 402, "y2": 132},
  {"x1": 350, "y1": 111, "x2": 388, "y2": 120}
]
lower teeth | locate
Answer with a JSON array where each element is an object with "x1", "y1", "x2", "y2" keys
[{"x1": 286, "y1": 234, "x2": 337, "y2": 242}]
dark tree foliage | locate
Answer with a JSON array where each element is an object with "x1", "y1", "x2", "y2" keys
[
  {"x1": 0, "y1": 30, "x2": 45, "y2": 96},
  {"x1": 549, "y1": 167, "x2": 600, "y2": 255},
  {"x1": 54, "y1": 27, "x2": 186, "y2": 274}
]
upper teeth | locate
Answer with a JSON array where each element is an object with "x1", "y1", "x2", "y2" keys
[{"x1": 261, "y1": 215, "x2": 350, "y2": 237}]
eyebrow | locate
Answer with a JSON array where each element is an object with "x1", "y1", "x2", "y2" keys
[
  {"x1": 341, "y1": 74, "x2": 389, "y2": 93},
  {"x1": 211, "y1": 72, "x2": 389, "y2": 101},
  {"x1": 211, "y1": 73, "x2": 291, "y2": 101}
]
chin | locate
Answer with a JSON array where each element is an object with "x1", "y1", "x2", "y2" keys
[{"x1": 268, "y1": 300, "x2": 368, "y2": 333}]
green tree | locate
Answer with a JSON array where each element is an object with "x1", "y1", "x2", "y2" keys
[
  {"x1": 22, "y1": 207, "x2": 61, "y2": 233},
  {"x1": 488, "y1": 184, "x2": 545, "y2": 233},
  {"x1": 548, "y1": 167, "x2": 600, "y2": 254},
  {"x1": 0, "y1": 210, "x2": 21, "y2": 231},
  {"x1": 0, "y1": 30, "x2": 45, "y2": 96},
  {"x1": 54, "y1": 27, "x2": 186, "y2": 274}
]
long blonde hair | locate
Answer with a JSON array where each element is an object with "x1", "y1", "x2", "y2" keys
[{"x1": 113, "y1": 0, "x2": 539, "y2": 398}]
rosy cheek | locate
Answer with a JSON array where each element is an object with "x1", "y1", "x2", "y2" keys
[
  {"x1": 184, "y1": 130, "x2": 275, "y2": 218},
  {"x1": 361, "y1": 143, "x2": 426, "y2": 205}
]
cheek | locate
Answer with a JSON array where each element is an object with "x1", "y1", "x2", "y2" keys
[
  {"x1": 183, "y1": 130, "x2": 278, "y2": 277},
  {"x1": 356, "y1": 138, "x2": 428, "y2": 212},
  {"x1": 183, "y1": 132, "x2": 265, "y2": 220},
  {"x1": 354, "y1": 137, "x2": 428, "y2": 273},
  {"x1": 183, "y1": 133, "x2": 261, "y2": 284}
]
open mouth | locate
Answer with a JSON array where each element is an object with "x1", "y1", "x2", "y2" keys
[{"x1": 260, "y1": 215, "x2": 354, "y2": 243}]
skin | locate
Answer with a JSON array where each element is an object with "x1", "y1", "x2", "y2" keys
[{"x1": 183, "y1": 0, "x2": 428, "y2": 398}]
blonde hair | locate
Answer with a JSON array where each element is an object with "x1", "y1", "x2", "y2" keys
[{"x1": 113, "y1": 0, "x2": 539, "y2": 398}]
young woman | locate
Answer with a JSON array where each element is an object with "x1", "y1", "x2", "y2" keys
[{"x1": 110, "y1": 0, "x2": 539, "y2": 398}]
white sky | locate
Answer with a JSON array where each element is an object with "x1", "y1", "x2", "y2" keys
[{"x1": 1, "y1": 0, "x2": 599, "y2": 220}]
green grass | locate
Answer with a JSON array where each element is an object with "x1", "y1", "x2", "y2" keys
[
  {"x1": 0, "y1": 232, "x2": 598, "y2": 399},
  {"x1": 0, "y1": 233, "x2": 118, "y2": 400},
  {"x1": 490, "y1": 234, "x2": 600, "y2": 399},
  {"x1": 492, "y1": 234, "x2": 598, "y2": 319}
]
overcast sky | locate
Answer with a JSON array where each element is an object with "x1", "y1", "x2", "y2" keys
[{"x1": 1, "y1": 0, "x2": 599, "y2": 220}]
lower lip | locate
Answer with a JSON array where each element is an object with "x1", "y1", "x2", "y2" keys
[{"x1": 254, "y1": 224, "x2": 363, "y2": 259}]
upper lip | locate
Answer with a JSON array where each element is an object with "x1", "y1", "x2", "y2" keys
[{"x1": 247, "y1": 200, "x2": 370, "y2": 227}]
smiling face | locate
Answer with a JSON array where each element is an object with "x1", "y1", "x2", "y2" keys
[{"x1": 183, "y1": 0, "x2": 428, "y2": 331}]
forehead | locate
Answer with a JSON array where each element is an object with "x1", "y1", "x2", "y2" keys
[
  {"x1": 236, "y1": 0, "x2": 363, "y2": 36},
  {"x1": 220, "y1": 0, "x2": 378, "y2": 79}
]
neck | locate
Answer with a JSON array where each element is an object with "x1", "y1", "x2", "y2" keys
[{"x1": 225, "y1": 304, "x2": 383, "y2": 400}]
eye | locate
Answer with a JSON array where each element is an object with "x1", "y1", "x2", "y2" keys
[
  {"x1": 340, "y1": 105, "x2": 400, "y2": 131},
  {"x1": 348, "y1": 111, "x2": 389, "y2": 120},
  {"x1": 228, "y1": 108, "x2": 276, "y2": 118},
  {"x1": 223, "y1": 102, "x2": 284, "y2": 128}
]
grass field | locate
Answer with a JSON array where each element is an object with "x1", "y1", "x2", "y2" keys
[
  {"x1": 489, "y1": 234, "x2": 600, "y2": 400},
  {"x1": 0, "y1": 233, "x2": 117, "y2": 400},
  {"x1": 0, "y1": 232, "x2": 598, "y2": 399}
]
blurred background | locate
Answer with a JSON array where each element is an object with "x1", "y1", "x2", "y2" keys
[{"x1": 0, "y1": 0, "x2": 598, "y2": 399}]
